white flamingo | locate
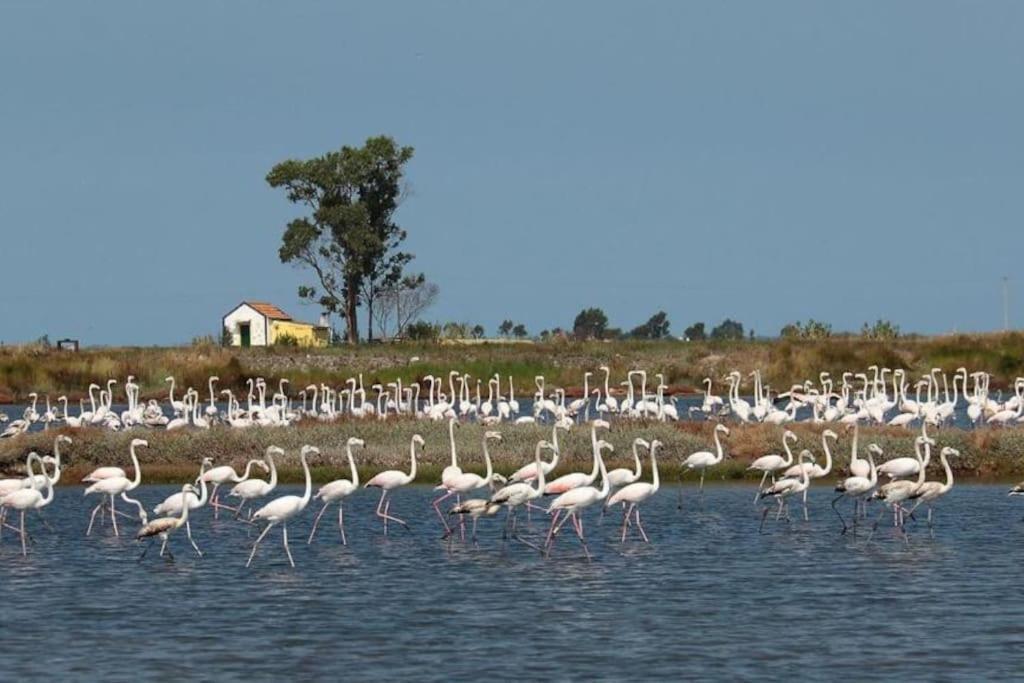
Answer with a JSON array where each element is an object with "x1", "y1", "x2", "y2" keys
[{"x1": 246, "y1": 445, "x2": 319, "y2": 568}]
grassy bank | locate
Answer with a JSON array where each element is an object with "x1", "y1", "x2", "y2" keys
[
  {"x1": 3, "y1": 419, "x2": 1024, "y2": 484},
  {"x1": 2, "y1": 333, "x2": 1024, "y2": 404}
]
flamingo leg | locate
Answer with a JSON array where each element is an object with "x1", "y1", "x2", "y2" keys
[
  {"x1": 185, "y1": 521, "x2": 202, "y2": 556},
  {"x1": 308, "y1": 501, "x2": 329, "y2": 544},
  {"x1": 635, "y1": 506, "x2": 649, "y2": 543},
  {"x1": 544, "y1": 510, "x2": 562, "y2": 550},
  {"x1": 246, "y1": 521, "x2": 275, "y2": 567},
  {"x1": 471, "y1": 517, "x2": 479, "y2": 545},
  {"x1": 457, "y1": 495, "x2": 466, "y2": 542},
  {"x1": 110, "y1": 495, "x2": 119, "y2": 537},
  {"x1": 620, "y1": 504, "x2": 633, "y2": 542},
  {"x1": 211, "y1": 484, "x2": 220, "y2": 519},
  {"x1": 572, "y1": 513, "x2": 591, "y2": 560},
  {"x1": 866, "y1": 505, "x2": 889, "y2": 543},
  {"x1": 755, "y1": 471, "x2": 768, "y2": 503},
  {"x1": 282, "y1": 524, "x2": 295, "y2": 568},
  {"x1": 831, "y1": 494, "x2": 848, "y2": 534},
  {"x1": 759, "y1": 505, "x2": 771, "y2": 533},
  {"x1": 432, "y1": 490, "x2": 454, "y2": 533},
  {"x1": 20, "y1": 510, "x2": 27, "y2": 556},
  {"x1": 86, "y1": 500, "x2": 104, "y2": 536},
  {"x1": 338, "y1": 503, "x2": 347, "y2": 546},
  {"x1": 137, "y1": 539, "x2": 154, "y2": 562},
  {"x1": 376, "y1": 490, "x2": 409, "y2": 534}
]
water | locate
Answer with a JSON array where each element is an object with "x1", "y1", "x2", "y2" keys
[{"x1": 2, "y1": 483, "x2": 1021, "y2": 680}]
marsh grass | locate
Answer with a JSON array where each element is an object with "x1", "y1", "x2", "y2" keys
[
  {"x1": 3, "y1": 333, "x2": 1024, "y2": 405},
  {"x1": 5, "y1": 418, "x2": 1024, "y2": 484}
]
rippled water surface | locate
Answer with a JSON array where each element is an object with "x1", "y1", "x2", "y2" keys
[{"x1": 2, "y1": 484, "x2": 1021, "y2": 680}]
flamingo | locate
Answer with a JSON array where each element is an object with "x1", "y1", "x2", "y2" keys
[
  {"x1": 0, "y1": 453, "x2": 54, "y2": 555},
  {"x1": 136, "y1": 484, "x2": 200, "y2": 561},
  {"x1": 228, "y1": 446, "x2": 283, "y2": 519},
  {"x1": 907, "y1": 447, "x2": 959, "y2": 528},
  {"x1": 443, "y1": 431, "x2": 505, "y2": 540},
  {"x1": 201, "y1": 457, "x2": 269, "y2": 518},
  {"x1": 607, "y1": 437, "x2": 647, "y2": 488},
  {"x1": 489, "y1": 440, "x2": 552, "y2": 543},
  {"x1": 431, "y1": 418, "x2": 462, "y2": 534},
  {"x1": 152, "y1": 458, "x2": 212, "y2": 556},
  {"x1": 364, "y1": 434, "x2": 423, "y2": 536},
  {"x1": 680, "y1": 424, "x2": 730, "y2": 505},
  {"x1": 747, "y1": 430, "x2": 797, "y2": 502},
  {"x1": 84, "y1": 438, "x2": 148, "y2": 536},
  {"x1": 307, "y1": 437, "x2": 364, "y2": 545},
  {"x1": 507, "y1": 424, "x2": 571, "y2": 484},
  {"x1": 831, "y1": 446, "x2": 878, "y2": 534},
  {"x1": 758, "y1": 451, "x2": 812, "y2": 532},
  {"x1": 447, "y1": 499, "x2": 502, "y2": 544},
  {"x1": 606, "y1": 439, "x2": 661, "y2": 542},
  {"x1": 246, "y1": 445, "x2": 319, "y2": 568},
  {"x1": 544, "y1": 444, "x2": 611, "y2": 560},
  {"x1": 847, "y1": 421, "x2": 870, "y2": 478}
]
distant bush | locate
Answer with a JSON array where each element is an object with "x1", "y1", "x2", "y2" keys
[
  {"x1": 406, "y1": 320, "x2": 440, "y2": 341},
  {"x1": 683, "y1": 322, "x2": 706, "y2": 341},
  {"x1": 192, "y1": 334, "x2": 218, "y2": 348},
  {"x1": 861, "y1": 319, "x2": 901, "y2": 340},
  {"x1": 781, "y1": 319, "x2": 833, "y2": 340}
]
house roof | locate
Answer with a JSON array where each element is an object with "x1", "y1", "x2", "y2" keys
[{"x1": 243, "y1": 301, "x2": 292, "y2": 320}]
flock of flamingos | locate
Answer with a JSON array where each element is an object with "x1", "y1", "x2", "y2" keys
[{"x1": 1, "y1": 364, "x2": 1023, "y2": 565}]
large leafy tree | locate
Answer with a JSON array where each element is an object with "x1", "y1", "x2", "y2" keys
[
  {"x1": 629, "y1": 311, "x2": 671, "y2": 339},
  {"x1": 267, "y1": 136, "x2": 415, "y2": 343},
  {"x1": 573, "y1": 307, "x2": 609, "y2": 340}
]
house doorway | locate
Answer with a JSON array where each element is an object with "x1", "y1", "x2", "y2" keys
[{"x1": 239, "y1": 323, "x2": 251, "y2": 347}]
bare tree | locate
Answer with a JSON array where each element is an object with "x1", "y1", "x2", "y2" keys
[{"x1": 371, "y1": 276, "x2": 439, "y2": 339}]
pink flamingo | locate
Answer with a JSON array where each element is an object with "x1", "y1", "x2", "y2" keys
[{"x1": 364, "y1": 434, "x2": 422, "y2": 535}]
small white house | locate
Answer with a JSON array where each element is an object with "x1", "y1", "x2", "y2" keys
[{"x1": 222, "y1": 301, "x2": 329, "y2": 348}]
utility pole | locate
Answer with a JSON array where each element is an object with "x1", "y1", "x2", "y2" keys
[{"x1": 1004, "y1": 276, "x2": 1010, "y2": 331}]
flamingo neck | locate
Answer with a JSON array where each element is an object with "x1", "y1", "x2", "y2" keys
[
  {"x1": 649, "y1": 444, "x2": 660, "y2": 490},
  {"x1": 347, "y1": 445, "x2": 359, "y2": 487}
]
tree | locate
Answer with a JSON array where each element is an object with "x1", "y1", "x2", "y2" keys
[
  {"x1": 512, "y1": 323, "x2": 528, "y2": 339},
  {"x1": 267, "y1": 135, "x2": 415, "y2": 343},
  {"x1": 405, "y1": 320, "x2": 440, "y2": 341},
  {"x1": 629, "y1": 311, "x2": 671, "y2": 339},
  {"x1": 683, "y1": 322, "x2": 706, "y2": 341},
  {"x1": 573, "y1": 307, "x2": 609, "y2": 340},
  {"x1": 710, "y1": 319, "x2": 744, "y2": 340},
  {"x1": 471, "y1": 324, "x2": 485, "y2": 339},
  {"x1": 371, "y1": 275, "x2": 439, "y2": 339},
  {"x1": 498, "y1": 320, "x2": 514, "y2": 337}
]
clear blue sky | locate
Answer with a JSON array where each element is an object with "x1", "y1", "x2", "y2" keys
[{"x1": 2, "y1": 1, "x2": 1022, "y2": 345}]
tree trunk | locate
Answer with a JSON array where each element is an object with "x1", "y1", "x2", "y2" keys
[
  {"x1": 366, "y1": 290, "x2": 374, "y2": 342},
  {"x1": 346, "y1": 287, "x2": 360, "y2": 343}
]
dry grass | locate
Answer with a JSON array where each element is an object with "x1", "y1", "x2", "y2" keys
[{"x1": 3, "y1": 333, "x2": 1023, "y2": 405}]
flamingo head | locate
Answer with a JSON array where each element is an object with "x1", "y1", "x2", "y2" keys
[
  {"x1": 131, "y1": 438, "x2": 149, "y2": 449},
  {"x1": 348, "y1": 437, "x2": 366, "y2": 448},
  {"x1": 266, "y1": 446, "x2": 285, "y2": 457},
  {"x1": 484, "y1": 431, "x2": 502, "y2": 441}
]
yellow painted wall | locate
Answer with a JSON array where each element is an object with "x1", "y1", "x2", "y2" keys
[{"x1": 270, "y1": 320, "x2": 329, "y2": 347}]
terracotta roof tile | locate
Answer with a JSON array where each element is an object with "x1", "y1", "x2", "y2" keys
[{"x1": 244, "y1": 301, "x2": 292, "y2": 320}]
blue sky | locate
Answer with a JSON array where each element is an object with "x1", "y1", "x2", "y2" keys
[{"x1": 1, "y1": 1, "x2": 1022, "y2": 344}]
